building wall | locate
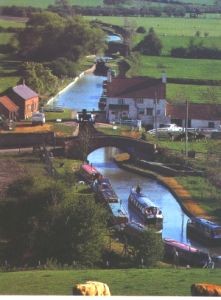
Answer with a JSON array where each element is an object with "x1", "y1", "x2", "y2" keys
[
  {"x1": 189, "y1": 119, "x2": 221, "y2": 128},
  {"x1": 106, "y1": 97, "x2": 169, "y2": 126},
  {"x1": 0, "y1": 103, "x2": 10, "y2": 119},
  {"x1": 11, "y1": 95, "x2": 39, "y2": 119}
]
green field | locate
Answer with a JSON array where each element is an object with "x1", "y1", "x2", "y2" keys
[
  {"x1": 167, "y1": 84, "x2": 221, "y2": 103},
  {"x1": 0, "y1": 268, "x2": 220, "y2": 295},
  {"x1": 0, "y1": 0, "x2": 103, "y2": 8},
  {"x1": 130, "y1": 55, "x2": 221, "y2": 81},
  {"x1": 87, "y1": 16, "x2": 221, "y2": 37},
  {"x1": 0, "y1": 17, "x2": 26, "y2": 28}
]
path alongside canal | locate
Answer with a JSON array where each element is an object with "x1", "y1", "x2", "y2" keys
[{"x1": 117, "y1": 162, "x2": 211, "y2": 220}]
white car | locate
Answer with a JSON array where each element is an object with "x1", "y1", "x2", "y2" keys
[
  {"x1": 148, "y1": 124, "x2": 183, "y2": 134},
  {"x1": 32, "y1": 112, "x2": 46, "y2": 125}
]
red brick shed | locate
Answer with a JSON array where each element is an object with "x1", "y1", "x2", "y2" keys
[
  {"x1": 0, "y1": 95, "x2": 19, "y2": 120},
  {"x1": 9, "y1": 84, "x2": 39, "y2": 119}
]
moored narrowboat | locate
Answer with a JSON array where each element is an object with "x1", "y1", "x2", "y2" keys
[
  {"x1": 163, "y1": 238, "x2": 208, "y2": 267},
  {"x1": 128, "y1": 187, "x2": 163, "y2": 228},
  {"x1": 108, "y1": 202, "x2": 128, "y2": 225},
  {"x1": 92, "y1": 176, "x2": 119, "y2": 203},
  {"x1": 187, "y1": 217, "x2": 221, "y2": 244},
  {"x1": 78, "y1": 163, "x2": 100, "y2": 185}
]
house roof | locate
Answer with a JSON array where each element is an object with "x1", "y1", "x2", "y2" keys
[
  {"x1": 12, "y1": 84, "x2": 38, "y2": 100},
  {"x1": 0, "y1": 96, "x2": 19, "y2": 112},
  {"x1": 166, "y1": 103, "x2": 221, "y2": 120},
  {"x1": 106, "y1": 77, "x2": 166, "y2": 99}
]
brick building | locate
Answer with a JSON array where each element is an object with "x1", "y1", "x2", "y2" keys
[{"x1": 0, "y1": 95, "x2": 19, "y2": 120}]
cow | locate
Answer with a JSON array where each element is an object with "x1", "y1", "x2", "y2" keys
[
  {"x1": 191, "y1": 283, "x2": 221, "y2": 296},
  {"x1": 73, "y1": 281, "x2": 111, "y2": 296}
]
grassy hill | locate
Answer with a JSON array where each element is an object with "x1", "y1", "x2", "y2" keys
[{"x1": 0, "y1": 268, "x2": 220, "y2": 295}]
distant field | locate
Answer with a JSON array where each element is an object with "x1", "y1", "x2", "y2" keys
[
  {"x1": 0, "y1": 32, "x2": 12, "y2": 44},
  {"x1": 0, "y1": 17, "x2": 26, "y2": 28},
  {"x1": 131, "y1": 55, "x2": 221, "y2": 81},
  {"x1": 0, "y1": 0, "x2": 103, "y2": 8},
  {"x1": 167, "y1": 84, "x2": 221, "y2": 103},
  {"x1": 87, "y1": 16, "x2": 221, "y2": 37}
]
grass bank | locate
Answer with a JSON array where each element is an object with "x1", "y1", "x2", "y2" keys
[{"x1": 0, "y1": 268, "x2": 220, "y2": 295}]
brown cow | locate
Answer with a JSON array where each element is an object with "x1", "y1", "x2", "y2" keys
[
  {"x1": 73, "y1": 281, "x2": 111, "y2": 296},
  {"x1": 191, "y1": 283, "x2": 221, "y2": 296}
]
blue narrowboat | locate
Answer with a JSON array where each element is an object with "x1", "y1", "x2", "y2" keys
[
  {"x1": 128, "y1": 187, "x2": 163, "y2": 228},
  {"x1": 187, "y1": 217, "x2": 221, "y2": 244}
]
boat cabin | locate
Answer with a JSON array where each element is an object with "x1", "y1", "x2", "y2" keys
[
  {"x1": 163, "y1": 238, "x2": 208, "y2": 267},
  {"x1": 78, "y1": 163, "x2": 100, "y2": 184},
  {"x1": 108, "y1": 202, "x2": 128, "y2": 225},
  {"x1": 187, "y1": 218, "x2": 221, "y2": 244}
]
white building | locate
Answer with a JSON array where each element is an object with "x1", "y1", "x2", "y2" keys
[
  {"x1": 166, "y1": 103, "x2": 221, "y2": 129},
  {"x1": 105, "y1": 75, "x2": 170, "y2": 128}
]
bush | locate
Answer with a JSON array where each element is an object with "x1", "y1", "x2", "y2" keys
[{"x1": 136, "y1": 26, "x2": 146, "y2": 34}]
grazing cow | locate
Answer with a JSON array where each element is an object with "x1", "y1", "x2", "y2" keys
[
  {"x1": 73, "y1": 281, "x2": 111, "y2": 296},
  {"x1": 191, "y1": 283, "x2": 221, "y2": 296}
]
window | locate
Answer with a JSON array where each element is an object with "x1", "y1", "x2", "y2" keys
[
  {"x1": 146, "y1": 108, "x2": 153, "y2": 116},
  {"x1": 136, "y1": 98, "x2": 143, "y2": 104},
  {"x1": 118, "y1": 99, "x2": 124, "y2": 105},
  {"x1": 157, "y1": 109, "x2": 161, "y2": 115},
  {"x1": 208, "y1": 122, "x2": 215, "y2": 128},
  {"x1": 138, "y1": 108, "x2": 145, "y2": 115}
]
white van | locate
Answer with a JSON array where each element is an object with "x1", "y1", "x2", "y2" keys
[{"x1": 32, "y1": 112, "x2": 46, "y2": 125}]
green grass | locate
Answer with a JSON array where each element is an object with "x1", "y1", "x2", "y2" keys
[
  {"x1": 177, "y1": 176, "x2": 221, "y2": 218},
  {"x1": 0, "y1": 268, "x2": 220, "y2": 295},
  {"x1": 87, "y1": 16, "x2": 221, "y2": 37},
  {"x1": 0, "y1": 18, "x2": 26, "y2": 28},
  {"x1": 129, "y1": 55, "x2": 221, "y2": 81},
  {"x1": 45, "y1": 109, "x2": 73, "y2": 121},
  {"x1": 167, "y1": 84, "x2": 221, "y2": 103},
  {"x1": 0, "y1": 0, "x2": 103, "y2": 8}
]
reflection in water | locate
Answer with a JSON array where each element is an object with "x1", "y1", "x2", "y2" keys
[
  {"x1": 54, "y1": 74, "x2": 106, "y2": 111},
  {"x1": 88, "y1": 147, "x2": 189, "y2": 243}
]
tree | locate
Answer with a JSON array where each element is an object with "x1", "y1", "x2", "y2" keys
[
  {"x1": 20, "y1": 62, "x2": 59, "y2": 97},
  {"x1": 136, "y1": 26, "x2": 146, "y2": 34},
  {"x1": 134, "y1": 27, "x2": 163, "y2": 56},
  {"x1": 17, "y1": 12, "x2": 106, "y2": 62},
  {"x1": 130, "y1": 229, "x2": 164, "y2": 267}
]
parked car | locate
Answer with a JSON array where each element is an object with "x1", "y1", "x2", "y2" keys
[
  {"x1": 148, "y1": 124, "x2": 183, "y2": 135},
  {"x1": 32, "y1": 112, "x2": 46, "y2": 125}
]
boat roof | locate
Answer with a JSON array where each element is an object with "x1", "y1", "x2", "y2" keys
[
  {"x1": 131, "y1": 188, "x2": 156, "y2": 207},
  {"x1": 81, "y1": 164, "x2": 99, "y2": 175},
  {"x1": 164, "y1": 238, "x2": 202, "y2": 253},
  {"x1": 192, "y1": 218, "x2": 221, "y2": 229},
  {"x1": 109, "y1": 203, "x2": 128, "y2": 217}
]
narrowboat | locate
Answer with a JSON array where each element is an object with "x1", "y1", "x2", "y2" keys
[
  {"x1": 187, "y1": 217, "x2": 221, "y2": 244},
  {"x1": 108, "y1": 202, "x2": 128, "y2": 225},
  {"x1": 163, "y1": 238, "x2": 208, "y2": 267},
  {"x1": 128, "y1": 187, "x2": 163, "y2": 228},
  {"x1": 123, "y1": 221, "x2": 146, "y2": 237},
  {"x1": 92, "y1": 177, "x2": 119, "y2": 203},
  {"x1": 78, "y1": 163, "x2": 100, "y2": 185}
]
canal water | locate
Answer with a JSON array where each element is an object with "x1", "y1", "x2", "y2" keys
[{"x1": 53, "y1": 69, "x2": 220, "y2": 257}]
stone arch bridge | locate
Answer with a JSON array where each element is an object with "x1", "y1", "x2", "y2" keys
[{"x1": 60, "y1": 123, "x2": 155, "y2": 160}]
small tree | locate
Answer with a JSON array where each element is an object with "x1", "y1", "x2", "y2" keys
[
  {"x1": 136, "y1": 26, "x2": 146, "y2": 34},
  {"x1": 134, "y1": 27, "x2": 163, "y2": 56},
  {"x1": 131, "y1": 229, "x2": 164, "y2": 267}
]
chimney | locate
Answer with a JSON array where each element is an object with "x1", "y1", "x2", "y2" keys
[
  {"x1": 162, "y1": 71, "x2": 167, "y2": 84},
  {"x1": 22, "y1": 79, "x2": 26, "y2": 85},
  {"x1": 107, "y1": 69, "x2": 112, "y2": 83}
]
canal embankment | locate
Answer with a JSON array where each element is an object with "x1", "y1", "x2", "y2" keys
[{"x1": 115, "y1": 160, "x2": 210, "y2": 220}]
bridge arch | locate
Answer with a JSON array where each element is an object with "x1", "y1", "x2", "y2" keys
[{"x1": 63, "y1": 135, "x2": 155, "y2": 160}]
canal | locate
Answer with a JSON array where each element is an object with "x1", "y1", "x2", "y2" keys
[{"x1": 52, "y1": 70, "x2": 220, "y2": 257}]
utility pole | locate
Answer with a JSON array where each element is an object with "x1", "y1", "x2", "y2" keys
[
  {"x1": 185, "y1": 100, "x2": 189, "y2": 157},
  {"x1": 154, "y1": 90, "x2": 158, "y2": 140}
]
